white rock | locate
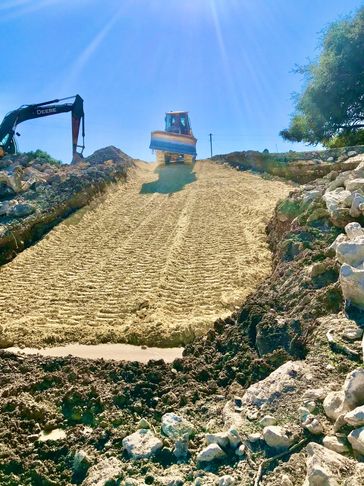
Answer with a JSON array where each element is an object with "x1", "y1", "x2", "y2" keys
[
  {"x1": 259, "y1": 415, "x2": 277, "y2": 427},
  {"x1": 323, "y1": 391, "x2": 349, "y2": 420},
  {"x1": 329, "y1": 233, "x2": 348, "y2": 252},
  {"x1": 302, "y1": 416, "x2": 323, "y2": 435},
  {"x1": 161, "y1": 413, "x2": 194, "y2": 440},
  {"x1": 350, "y1": 193, "x2": 364, "y2": 217},
  {"x1": 342, "y1": 327, "x2": 363, "y2": 341},
  {"x1": 280, "y1": 475, "x2": 293, "y2": 486},
  {"x1": 205, "y1": 432, "x2": 229, "y2": 449},
  {"x1": 345, "y1": 405, "x2": 364, "y2": 426},
  {"x1": 299, "y1": 406, "x2": 311, "y2": 423},
  {"x1": 239, "y1": 361, "x2": 302, "y2": 409},
  {"x1": 348, "y1": 151, "x2": 358, "y2": 157},
  {"x1": 325, "y1": 368, "x2": 364, "y2": 421},
  {"x1": 246, "y1": 410, "x2": 258, "y2": 420},
  {"x1": 303, "y1": 442, "x2": 353, "y2": 486},
  {"x1": 82, "y1": 457, "x2": 122, "y2": 486},
  {"x1": 323, "y1": 189, "x2": 353, "y2": 211},
  {"x1": 122, "y1": 429, "x2": 163, "y2": 459},
  {"x1": 333, "y1": 414, "x2": 347, "y2": 433},
  {"x1": 263, "y1": 426, "x2": 292, "y2": 450},
  {"x1": 196, "y1": 443, "x2": 227, "y2": 463},
  {"x1": 247, "y1": 432, "x2": 261, "y2": 443},
  {"x1": 38, "y1": 428, "x2": 66, "y2": 442},
  {"x1": 222, "y1": 401, "x2": 244, "y2": 430},
  {"x1": 307, "y1": 261, "x2": 329, "y2": 278},
  {"x1": 340, "y1": 264, "x2": 364, "y2": 308},
  {"x1": 304, "y1": 400, "x2": 316, "y2": 413},
  {"x1": 327, "y1": 157, "x2": 334, "y2": 162},
  {"x1": 343, "y1": 368, "x2": 364, "y2": 407},
  {"x1": 345, "y1": 178, "x2": 364, "y2": 192},
  {"x1": 323, "y1": 435, "x2": 350, "y2": 454},
  {"x1": 348, "y1": 426, "x2": 364, "y2": 454},
  {"x1": 218, "y1": 476, "x2": 235, "y2": 486},
  {"x1": 158, "y1": 477, "x2": 184, "y2": 486},
  {"x1": 345, "y1": 222, "x2": 364, "y2": 240},
  {"x1": 354, "y1": 161, "x2": 364, "y2": 173},
  {"x1": 303, "y1": 388, "x2": 326, "y2": 401},
  {"x1": 327, "y1": 172, "x2": 353, "y2": 191},
  {"x1": 336, "y1": 239, "x2": 364, "y2": 267}
]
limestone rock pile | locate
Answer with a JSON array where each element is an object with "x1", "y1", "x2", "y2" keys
[
  {"x1": 331, "y1": 221, "x2": 364, "y2": 309},
  {"x1": 321, "y1": 158, "x2": 364, "y2": 227},
  {"x1": 215, "y1": 147, "x2": 364, "y2": 184}
]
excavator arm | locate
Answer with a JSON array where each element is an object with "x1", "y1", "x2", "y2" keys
[{"x1": 0, "y1": 95, "x2": 85, "y2": 161}]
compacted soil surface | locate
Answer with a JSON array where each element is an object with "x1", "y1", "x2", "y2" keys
[{"x1": 0, "y1": 160, "x2": 290, "y2": 348}]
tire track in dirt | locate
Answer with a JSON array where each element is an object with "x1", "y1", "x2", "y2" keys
[{"x1": 0, "y1": 160, "x2": 291, "y2": 347}]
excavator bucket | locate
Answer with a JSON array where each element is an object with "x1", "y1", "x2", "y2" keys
[{"x1": 71, "y1": 95, "x2": 85, "y2": 158}]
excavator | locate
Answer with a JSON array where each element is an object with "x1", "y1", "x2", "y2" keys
[
  {"x1": 150, "y1": 111, "x2": 197, "y2": 164},
  {"x1": 0, "y1": 94, "x2": 85, "y2": 162}
]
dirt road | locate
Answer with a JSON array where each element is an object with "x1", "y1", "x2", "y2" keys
[{"x1": 0, "y1": 160, "x2": 291, "y2": 347}]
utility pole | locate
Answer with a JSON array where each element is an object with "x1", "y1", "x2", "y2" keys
[{"x1": 209, "y1": 133, "x2": 213, "y2": 158}]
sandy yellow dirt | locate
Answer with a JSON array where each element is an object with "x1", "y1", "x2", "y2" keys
[{"x1": 0, "y1": 160, "x2": 291, "y2": 348}]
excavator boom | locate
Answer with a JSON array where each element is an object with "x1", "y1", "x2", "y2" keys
[{"x1": 0, "y1": 95, "x2": 85, "y2": 161}]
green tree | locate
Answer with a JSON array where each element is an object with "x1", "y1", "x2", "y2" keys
[
  {"x1": 280, "y1": 7, "x2": 364, "y2": 147},
  {"x1": 23, "y1": 149, "x2": 61, "y2": 165}
]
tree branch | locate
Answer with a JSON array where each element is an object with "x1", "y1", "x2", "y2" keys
[{"x1": 253, "y1": 439, "x2": 308, "y2": 486}]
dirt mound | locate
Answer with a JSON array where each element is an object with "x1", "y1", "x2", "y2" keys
[
  {"x1": 0, "y1": 160, "x2": 291, "y2": 348},
  {"x1": 83, "y1": 145, "x2": 134, "y2": 166}
]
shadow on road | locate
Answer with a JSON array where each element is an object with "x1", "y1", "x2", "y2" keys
[{"x1": 140, "y1": 163, "x2": 197, "y2": 194}]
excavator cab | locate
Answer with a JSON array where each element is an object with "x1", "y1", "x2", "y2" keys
[{"x1": 0, "y1": 133, "x2": 17, "y2": 158}]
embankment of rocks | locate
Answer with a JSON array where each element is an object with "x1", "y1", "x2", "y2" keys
[
  {"x1": 213, "y1": 145, "x2": 364, "y2": 184},
  {"x1": 0, "y1": 146, "x2": 134, "y2": 265}
]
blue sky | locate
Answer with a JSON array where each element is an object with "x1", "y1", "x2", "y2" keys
[{"x1": 1, "y1": 0, "x2": 363, "y2": 162}]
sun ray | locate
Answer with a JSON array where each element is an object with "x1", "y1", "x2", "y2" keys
[
  {"x1": 209, "y1": 0, "x2": 245, "y2": 120},
  {"x1": 61, "y1": 6, "x2": 124, "y2": 92}
]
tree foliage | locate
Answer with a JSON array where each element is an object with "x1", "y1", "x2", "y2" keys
[
  {"x1": 23, "y1": 149, "x2": 61, "y2": 165},
  {"x1": 280, "y1": 7, "x2": 364, "y2": 147}
]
